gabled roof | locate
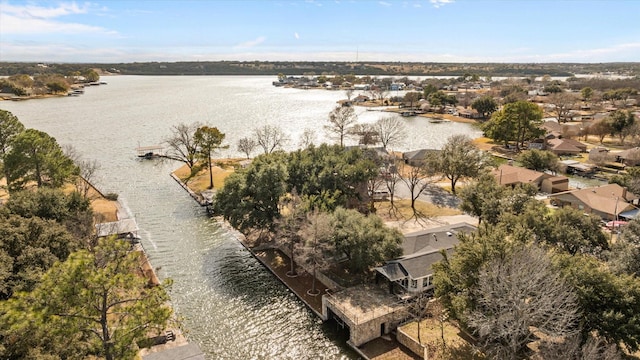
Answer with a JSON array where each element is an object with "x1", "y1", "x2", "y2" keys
[
  {"x1": 549, "y1": 183, "x2": 638, "y2": 216},
  {"x1": 547, "y1": 138, "x2": 586, "y2": 153},
  {"x1": 402, "y1": 149, "x2": 439, "y2": 162},
  {"x1": 542, "y1": 120, "x2": 563, "y2": 133},
  {"x1": 492, "y1": 164, "x2": 549, "y2": 186},
  {"x1": 616, "y1": 147, "x2": 640, "y2": 160},
  {"x1": 376, "y1": 223, "x2": 477, "y2": 281}
]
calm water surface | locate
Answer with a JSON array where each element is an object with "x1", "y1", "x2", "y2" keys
[{"x1": 0, "y1": 76, "x2": 481, "y2": 359}]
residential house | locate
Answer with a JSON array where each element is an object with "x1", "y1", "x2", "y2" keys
[
  {"x1": 548, "y1": 183, "x2": 639, "y2": 221},
  {"x1": 375, "y1": 223, "x2": 477, "y2": 295},
  {"x1": 492, "y1": 164, "x2": 569, "y2": 194},
  {"x1": 615, "y1": 147, "x2": 640, "y2": 166},
  {"x1": 546, "y1": 138, "x2": 587, "y2": 156},
  {"x1": 402, "y1": 149, "x2": 440, "y2": 167}
]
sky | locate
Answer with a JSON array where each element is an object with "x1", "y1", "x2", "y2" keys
[{"x1": 1, "y1": 0, "x2": 639, "y2": 63}]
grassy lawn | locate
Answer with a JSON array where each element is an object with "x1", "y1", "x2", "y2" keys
[
  {"x1": 374, "y1": 198, "x2": 461, "y2": 221},
  {"x1": 400, "y1": 318, "x2": 483, "y2": 360},
  {"x1": 172, "y1": 159, "x2": 242, "y2": 194}
]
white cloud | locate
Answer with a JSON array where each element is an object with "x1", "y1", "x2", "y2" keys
[
  {"x1": 234, "y1": 36, "x2": 267, "y2": 49},
  {"x1": 294, "y1": 32, "x2": 300, "y2": 40},
  {"x1": 0, "y1": 2, "x2": 114, "y2": 34},
  {"x1": 430, "y1": 0, "x2": 454, "y2": 8},
  {"x1": 379, "y1": 1, "x2": 392, "y2": 7}
]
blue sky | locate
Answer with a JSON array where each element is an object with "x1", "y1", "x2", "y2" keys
[{"x1": 1, "y1": 0, "x2": 639, "y2": 63}]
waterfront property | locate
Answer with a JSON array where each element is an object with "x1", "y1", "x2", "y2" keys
[
  {"x1": 375, "y1": 223, "x2": 476, "y2": 295},
  {"x1": 492, "y1": 164, "x2": 569, "y2": 194},
  {"x1": 548, "y1": 183, "x2": 640, "y2": 221},
  {"x1": 322, "y1": 223, "x2": 477, "y2": 349}
]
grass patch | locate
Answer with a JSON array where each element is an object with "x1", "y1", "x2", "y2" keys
[
  {"x1": 172, "y1": 159, "x2": 242, "y2": 194},
  {"x1": 375, "y1": 199, "x2": 460, "y2": 221},
  {"x1": 400, "y1": 318, "x2": 482, "y2": 360}
]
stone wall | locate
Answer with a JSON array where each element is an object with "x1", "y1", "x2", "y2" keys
[{"x1": 397, "y1": 327, "x2": 427, "y2": 359}]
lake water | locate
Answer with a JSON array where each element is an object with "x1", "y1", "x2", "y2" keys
[{"x1": 0, "y1": 76, "x2": 481, "y2": 359}]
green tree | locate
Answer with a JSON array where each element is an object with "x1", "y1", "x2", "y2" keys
[
  {"x1": 0, "y1": 237, "x2": 172, "y2": 360},
  {"x1": 4, "y1": 128, "x2": 78, "y2": 191},
  {"x1": 82, "y1": 68, "x2": 100, "y2": 82},
  {"x1": 297, "y1": 210, "x2": 334, "y2": 295},
  {"x1": 45, "y1": 76, "x2": 70, "y2": 94},
  {"x1": 422, "y1": 83, "x2": 438, "y2": 99},
  {"x1": 428, "y1": 134, "x2": 486, "y2": 195},
  {"x1": 0, "y1": 110, "x2": 25, "y2": 181},
  {"x1": 556, "y1": 253, "x2": 640, "y2": 352},
  {"x1": 609, "y1": 217, "x2": 640, "y2": 276},
  {"x1": 608, "y1": 110, "x2": 635, "y2": 145},
  {"x1": 580, "y1": 86, "x2": 593, "y2": 101},
  {"x1": 0, "y1": 214, "x2": 81, "y2": 299},
  {"x1": 286, "y1": 144, "x2": 377, "y2": 211},
  {"x1": 330, "y1": 207, "x2": 402, "y2": 274},
  {"x1": 517, "y1": 149, "x2": 559, "y2": 173},
  {"x1": 6, "y1": 188, "x2": 94, "y2": 241},
  {"x1": 458, "y1": 171, "x2": 504, "y2": 226},
  {"x1": 194, "y1": 126, "x2": 228, "y2": 189},
  {"x1": 214, "y1": 153, "x2": 288, "y2": 233},
  {"x1": 543, "y1": 207, "x2": 609, "y2": 257},
  {"x1": 471, "y1": 95, "x2": 498, "y2": 120},
  {"x1": 483, "y1": 100, "x2": 544, "y2": 151}
]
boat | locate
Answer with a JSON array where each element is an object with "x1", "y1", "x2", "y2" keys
[
  {"x1": 401, "y1": 111, "x2": 416, "y2": 117},
  {"x1": 428, "y1": 117, "x2": 449, "y2": 123}
]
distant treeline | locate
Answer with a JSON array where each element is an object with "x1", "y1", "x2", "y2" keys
[{"x1": 0, "y1": 61, "x2": 639, "y2": 77}]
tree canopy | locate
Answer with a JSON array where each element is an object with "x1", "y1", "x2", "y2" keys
[
  {"x1": 194, "y1": 126, "x2": 228, "y2": 189},
  {"x1": 4, "y1": 128, "x2": 78, "y2": 192},
  {"x1": 330, "y1": 207, "x2": 403, "y2": 274},
  {"x1": 482, "y1": 100, "x2": 544, "y2": 151},
  {"x1": 428, "y1": 134, "x2": 486, "y2": 194},
  {"x1": 0, "y1": 237, "x2": 172, "y2": 360}
]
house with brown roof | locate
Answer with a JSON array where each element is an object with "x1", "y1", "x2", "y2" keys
[
  {"x1": 548, "y1": 183, "x2": 639, "y2": 221},
  {"x1": 492, "y1": 164, "x2": 569, "y2": 194},
  {"x1": 614, "y1": 147, "x2": 640, "y2": 166},
  {"x1": 546, "y1": 138, "x2": 587, "y2": 156}
]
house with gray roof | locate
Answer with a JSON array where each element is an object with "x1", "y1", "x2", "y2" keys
[{"x1": 375, "y1": 223, "x2": 476, "y2": 295}]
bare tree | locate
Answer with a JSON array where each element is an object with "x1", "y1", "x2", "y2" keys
[
  {"x1": 468, "y1": 246, "x2": 580, "y2": 360},
  {"x1": 325, "y1": 105, "x2": 358, "y2": 147},
  {"x1": 297, "y1": 210, "x2": 334, "y2": 296},
  {"x1": 384, "y1": 167, "x2": 401, "y2": 217},
  {"x1": 374, "y1": 116, "x2": 406, "y2": 150},
  {"x1": 254, "y1": 124, "x2": 289, "y2": 154},
  {"x1": 76, "y1": 158, "x2": 101, "y2": 199},
  {"x1": 164, "y1": 122, "x2": 202, "y2": 169},
  {"x1": 298, "y1": 128, "x2": 316, "y2": 149},
  {"x1": 398, "y1": 162, "x2": 436, "y2": 221},
  {"x1": 345, "y1": 89, "x2": 354, "y2": 102},
  {"x1": 548, "y1": 92, "x2": 578, "y2": 123},
  {"x1": 274, "y1": 197, "x2": 304, "y2": 277},
  {"x1": 535, "y1": 334, "x2": 622, "y2": 360},
  {"x1": 406, "y1": 292, "x2": 431, "y2": 345},
  {"x1": 63, "y1": 145, "x2": 101, "y2": 199},
  {"x1": 350, "y1": 123, "x2": 379, "y2": 147},
  {"x1": 236, "y1": 137, "x2": 256, "y2": 159}
]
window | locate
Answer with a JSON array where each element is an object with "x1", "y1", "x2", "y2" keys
[
  {"x1": 411, "y1": 279, "x2": 418, "y2": 288},
  {"x1": 423, "y1": 276, "x2": 431, "y2": 288}
]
